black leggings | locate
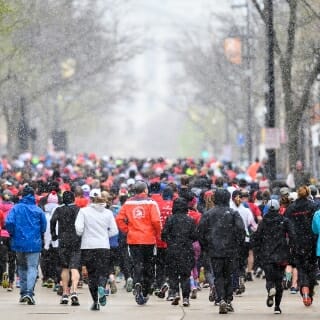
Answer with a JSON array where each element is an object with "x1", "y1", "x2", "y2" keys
[
  {"x1": 129, "y1": 244, "x2": 155, "y2": 297},
  {"x1": 263, "y1": 263, "x2": 285, "y2": 307},
  {"x1": 0, "y1": 237, "x2": 16, "y2": 283},
  {"x1": 210, "y1": 257, "x2": 234, "y2": 303},
  {"x1": 81, "y1": 249, "x2": 110, "y2": 303}
]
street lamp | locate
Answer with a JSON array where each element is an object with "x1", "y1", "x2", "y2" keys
[
  {"x1": 265, "y1": 0, "x2": 276, "y2": 181},
  {"x1": 51, "y1": 58, "x2": 76, "y2": 152}
]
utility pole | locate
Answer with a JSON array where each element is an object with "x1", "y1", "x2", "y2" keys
[
  {"x1": 245, "y1": 1, "x2": 253, "y2": 164},
  {"x1": 231, "y1": 0, "x2": 253, "y2": 164},
  {"x1": 18, "y1": 96, "x2": 29, "y2": 153},
  {"x1": 265, "y1": 0, "x2": 276, "y2": 181}
]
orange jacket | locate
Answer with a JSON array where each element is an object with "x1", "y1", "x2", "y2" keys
[{"x1": 116, "y1": 193, "x2": 161, "y2": 245}]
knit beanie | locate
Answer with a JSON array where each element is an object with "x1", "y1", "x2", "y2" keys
[
  {"x1": 62, "y1": 191, "x2": 75, "y2": 205},
  {"x1": 47, "y1": 191, "x2": 58, "y2": 204}
]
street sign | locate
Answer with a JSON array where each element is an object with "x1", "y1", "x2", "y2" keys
[
  {"x1": 262, "y1": 127, "x2": 281, "y2": 149},
  {"x1": 237, "y1": 133, "x2": 245, "y2": 146}
]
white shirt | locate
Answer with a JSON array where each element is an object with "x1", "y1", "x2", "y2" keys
[
  {"x1": 44, "y1": 203, "x2": 59, "y2": 249},
  {"x1": 75, "y1": 203, "x2": 118, "y2": 249},
  {"x1": 231, "y1": 202, "x2": 257, "y2": 242}
]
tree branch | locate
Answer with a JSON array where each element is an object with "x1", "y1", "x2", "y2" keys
[
  {"x1": 251, "y1": 0, "x2": 283, "y2": 56},
  {"x1": 301, "y1": 0, "x2": 320, "y2": 20},
  {"x1": 299, "y1": 53, "x2": 320, "y2": 115}
]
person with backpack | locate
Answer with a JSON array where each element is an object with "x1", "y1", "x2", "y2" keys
[
  {"x1": 198, "y1": 189, "x2": 246, "y2": 314},
  {"x1": 251, "y1": 199, "x2": 296, "y2": 314}
]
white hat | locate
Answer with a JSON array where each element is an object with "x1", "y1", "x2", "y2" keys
[
  {"x1": 267, "y1": 199, "x2": 280, "y2": 211},
  {"x1": 81, "y1": 184, "x2": 90, "y2": 192},
  {"x1": 89, "y1": 188, "x2": 101, "y2": 198},
  {"x1": 127, "y1": 178, "x2": 135, "y2": 186}
]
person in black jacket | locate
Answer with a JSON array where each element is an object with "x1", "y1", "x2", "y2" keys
[
  {"x1": 284, "y1": 185, "x2": 317, "y2": 307},
  {"x1": 50, "y1": 191, "x2": 81, "y2": 306},
  {"x1": 161, "y1": 197, "x2": 198, "y2": 307},
  {"x1": 198, "y1": 189, "x2": 246, "y2": 314},
  {"x1": 251, "y1": 199, "x2": 296, "y2": 314}
]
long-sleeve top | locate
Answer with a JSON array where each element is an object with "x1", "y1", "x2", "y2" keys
[
  {"x1": 231, "y1": 202, "x2": 257, "y2": 242},
  {"x1": 75, "y1": 203, "x2": 118, "y2": 249},
  {"x1": 5, "y1": 195, "x2": 46, "y2": 252},
  {"x1": 116, "y1": 193, "x2": 161, "y2": 245}
]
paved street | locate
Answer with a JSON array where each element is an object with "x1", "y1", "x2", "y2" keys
[{"x1": 1, "y1": 276, "x2": 320, "y2": 319}]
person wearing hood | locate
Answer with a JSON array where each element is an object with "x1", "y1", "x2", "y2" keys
[
  {"x1": 285, "y1": 185, "x2": 317, "y2": 307},
  {"x1": 5, "y1": 185, "x2": 47, "y2": 305},
  {"x1": 75, "y1": 189, "x2": 118, "y2": 311},
  {"x1": 50, "y1": 191, "x2": 81, "y2": 306},
  {"x1": 40, "y1": 191, "x2": 60, "y2": 289},
  {"x1": 0, "y1": 189, "x2": 15, "y2": 291},
  {"x1": 251, "y1": 199, "x2": 296, "y2": 314},
  {"x1": 198, "y1": 188, "x2": 245, "y2": 314},
  {"x1": 161, "y1": 197, "x2": 198, "y2": 307}
]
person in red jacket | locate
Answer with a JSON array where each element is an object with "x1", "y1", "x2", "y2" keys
[
  {"x1": 154, "y1": 186, "x2": 174, "y2": 298},
  {"x1": 116, "y1": 181, "x2": 161, "y2": 305},
  {"x1": 187, "y1": 196, "x2": 202, "y2": 299}
]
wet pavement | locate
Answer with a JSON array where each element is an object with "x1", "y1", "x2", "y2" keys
[{"x1": 1, "y1": 276, "x2": 320, "y2": 319}]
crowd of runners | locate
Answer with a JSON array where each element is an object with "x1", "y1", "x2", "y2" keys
[{"x1": 0, "y1": 152, "x2": 319, "y2": 314}]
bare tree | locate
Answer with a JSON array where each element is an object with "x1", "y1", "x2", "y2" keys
[
  {"x1": 168, "y1": 12, "x2": 265, "y2": 162},
  {"x1": 0, "y1": 0, "x2": 142, "y2": 156},
  {"x1": 251, "y1": 0, "x2": 320, "y2": 168}
]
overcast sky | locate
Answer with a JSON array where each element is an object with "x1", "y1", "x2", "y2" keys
[{"x1": 112, "y1": 0, "x2": 234, "y2": 158}]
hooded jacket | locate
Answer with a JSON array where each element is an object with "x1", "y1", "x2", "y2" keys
[
  {"x1": 75, "y1": 203, "x2": 118, "y2": 249},
  {"x1": 251, "y1": 209, "x2": 296, "y2": 264},
  {"x1": 161, "y1": 198, "x2": 198, "y2": 274},
  {"x1": 198, "y1": 189, "x2": 246, "y2": 258},
  {"x1": 285, "y1": 197, "x2": 317, "y2": 258},
  {"x1": 5, "y1": 194, "x2": 47, "y2": 252}
]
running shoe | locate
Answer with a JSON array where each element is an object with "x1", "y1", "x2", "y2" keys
[
  {"x1": 60, "y1": 294, "x2": 69, "y2": 305},
  {"x1": 182, "y1": 297, "x2": 190, "y2": 307},
  {"x1": 27, "y1": 296, "x2": 36, "y2": 305},
  {"x1": 98, "y1": 286, "x2": 107, "y2": 306},
  {"x1": 70, "y1": 292, "x2": 80, "y2": 306},
  {"x1": 219, "y1": 300, "x2": 228, "y2": 314},
  {"x1": 274, "y1": 306, "x2": 282, "y2": 314},
  {"x1": 266, "y1": 288, "x2": 276, "y2": 307},
  {"x1": 134, "y1": 283, "x2": 145, "y2": 305},
  {"x1": 157, "y1": 283, "x2": 169, "y2": 299},
  {"x1": 301, "y1": 286, "x2": 312, "y2": 307},
  {"x1": 126, "y1": 277, "x2": 133, "y2": 292},
  {"x1": 110, "y1": 280, "x2": 117, "y2": 294},
  {"x1": 90, "y1": 302, "x2": 100, "y2": 311},
  {"x1": 290, "y1": 287, "x2": 299, "y2": 294},
  {"x1": 190, "y1": 288, "x2": 197, "y2": 299},
  {"x1": 171, "y1": 294, "x2": 180, "y2": 306},
  {"x1": 226, "y1": 302, "x2": 234, "y2": 312}
]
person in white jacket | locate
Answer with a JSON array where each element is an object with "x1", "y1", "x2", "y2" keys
[
  {"x1": 75, "y1": 189, "x2": 118, "y2": 311},
  {"x1": 230, "y1": 190, "x2": 258, "y2": 294}
]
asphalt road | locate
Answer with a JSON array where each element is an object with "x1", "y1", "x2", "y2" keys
[{"x1": 1, "y1": 276, "x2": 320, "y2": 319}]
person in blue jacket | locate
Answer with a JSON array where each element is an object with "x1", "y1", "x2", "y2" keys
[
  {"x1": 5, "y1": 185, "x2": 47, "y2": 305},
  {"x1": 312, "y1": 207, "x2": 320, "y2": 281}
]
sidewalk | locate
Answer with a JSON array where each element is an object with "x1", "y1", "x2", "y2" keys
[{"x1": 0, "y1": 277, "x2": 319, "y2": 319}]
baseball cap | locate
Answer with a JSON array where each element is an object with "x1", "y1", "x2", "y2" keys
[
  {"x1": 267, "y1": 199, "x2": 280, "y2": 211},
  {"x1": 81, "y1": 184, "x2": 90, "y2": 192},
  {"x1": 89, "y1": 188, "x2": 101, "y2": 198},
  {"x1": 280, "y1": 187, "x2": 290, "y2": 196}
]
